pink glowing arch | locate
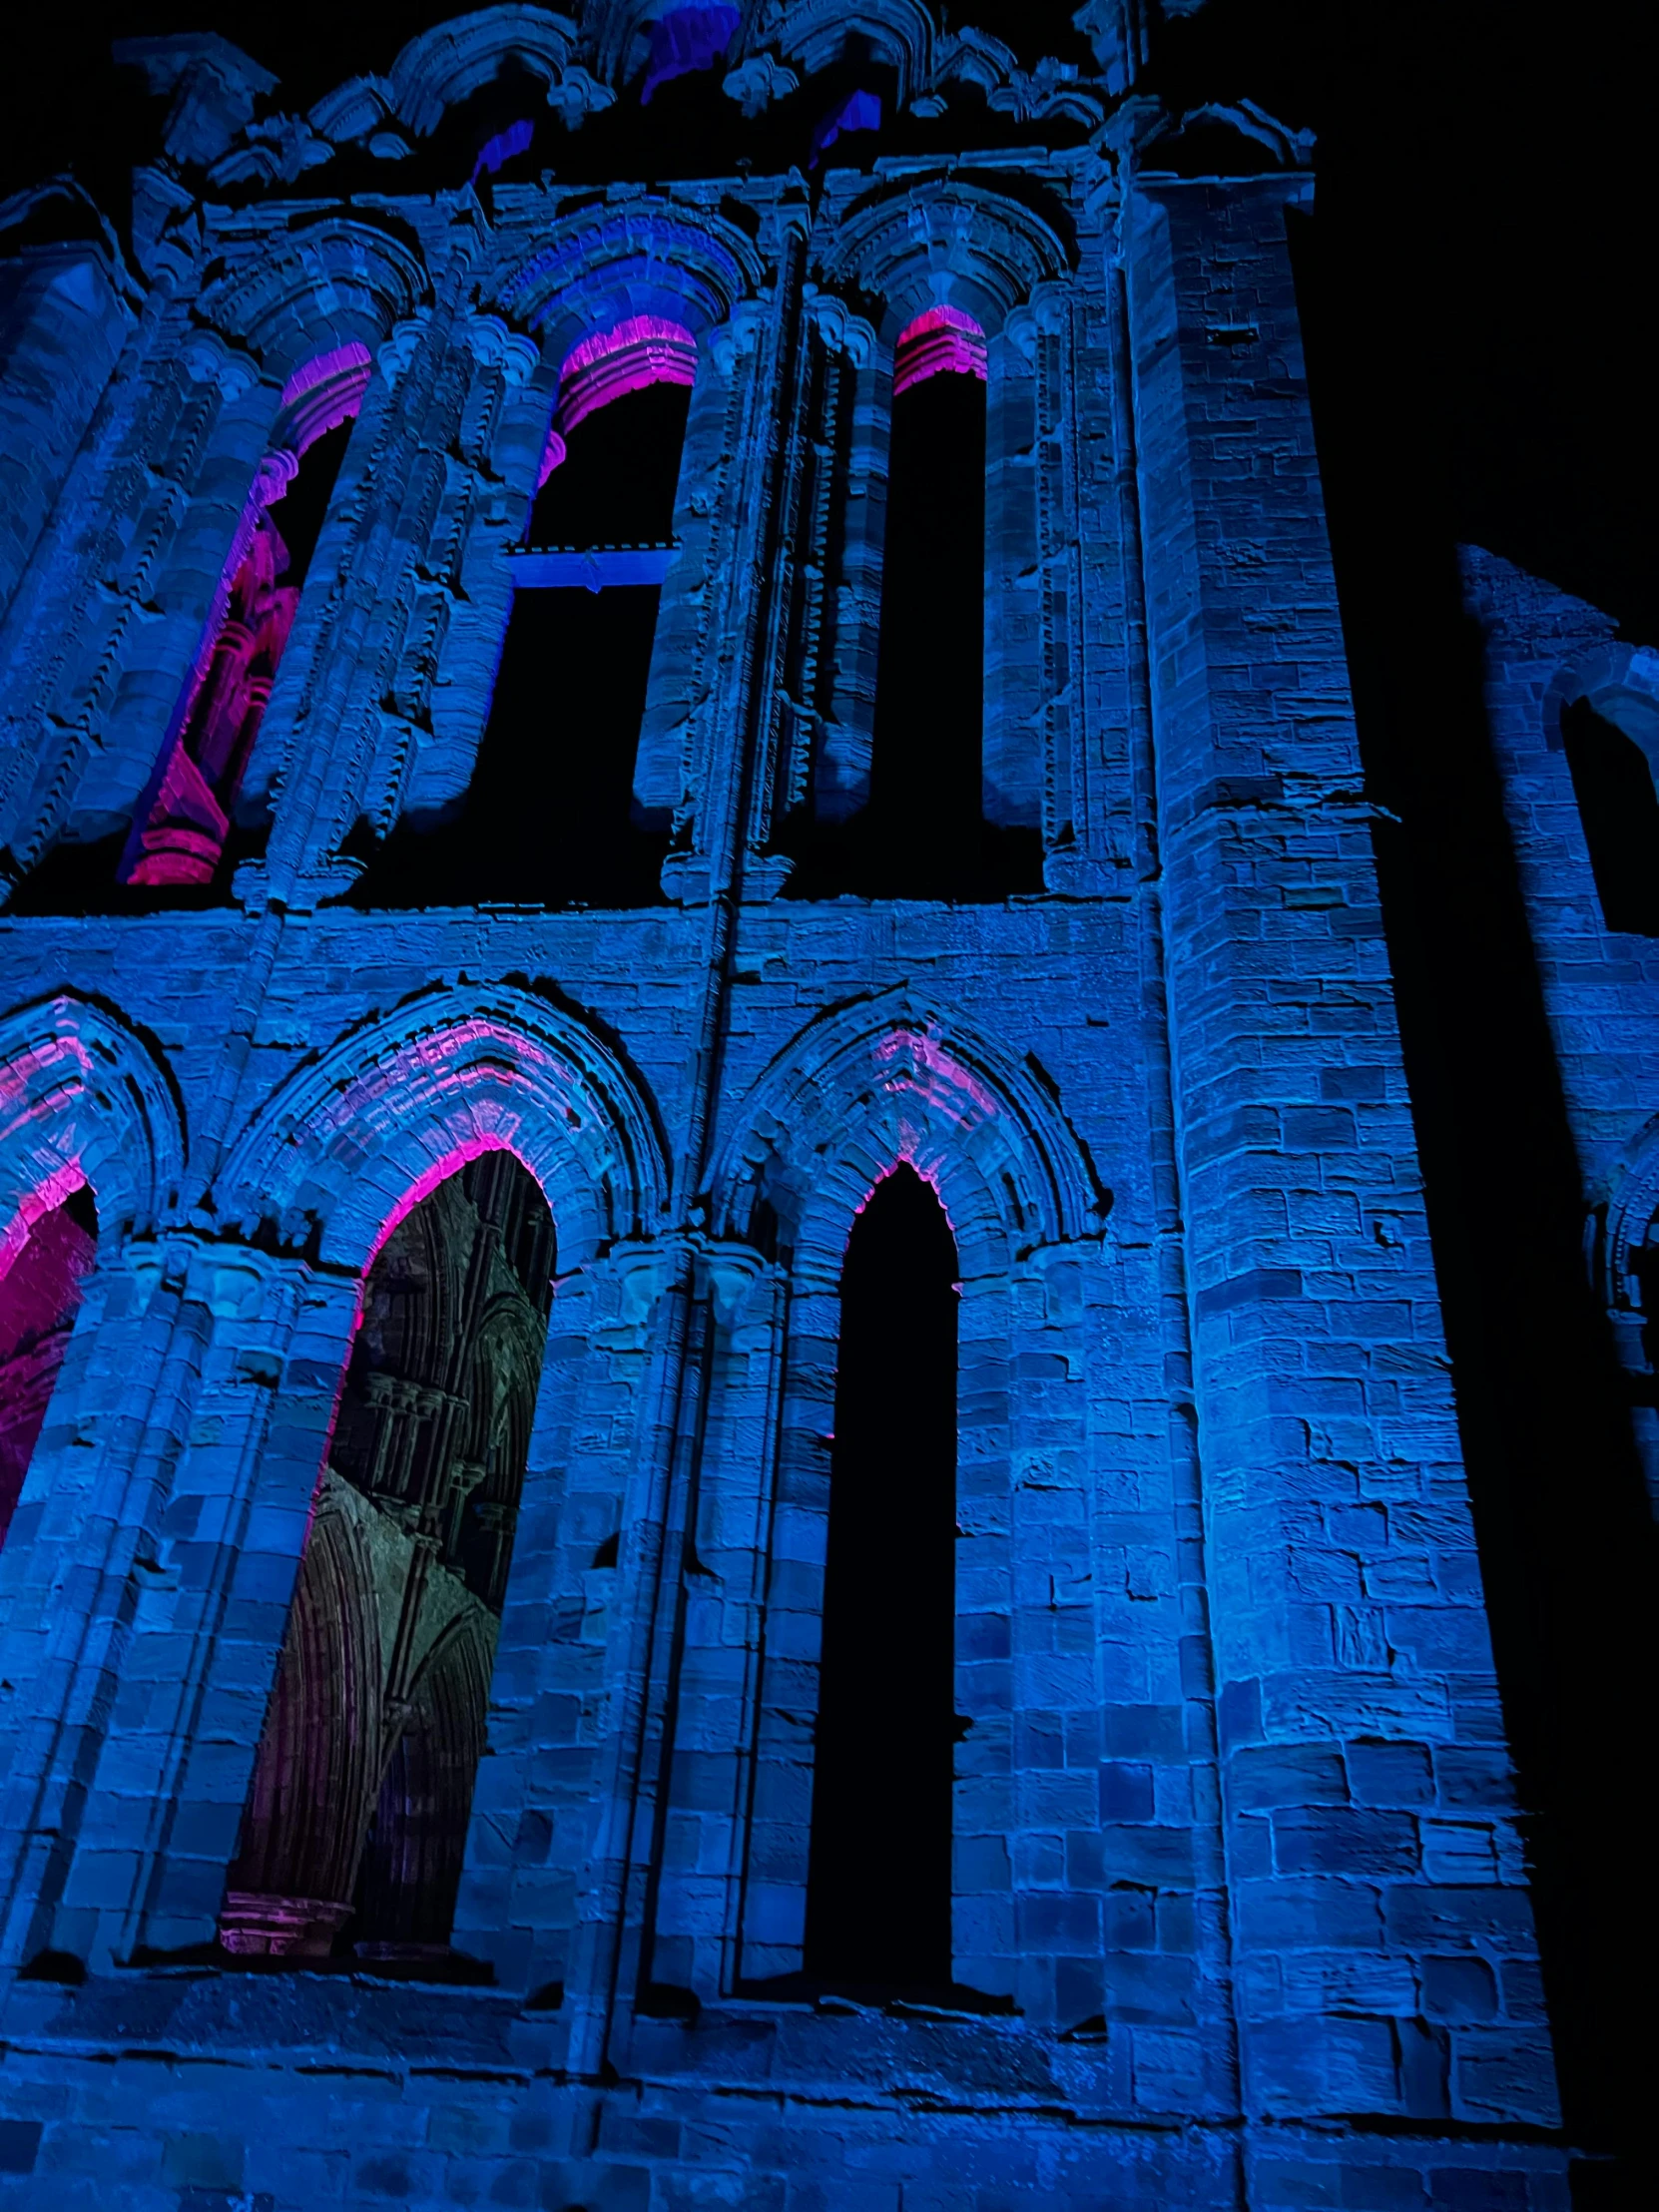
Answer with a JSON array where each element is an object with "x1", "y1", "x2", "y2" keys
[
  {"x1": 129, "y1": 342, "x2": 375, "y2": 887},
  {"x1": 538, "y1": 313, "x2": 698, "y2": 485},
  {"x1": 892, "y1": 304, "x2": 987, "y2": 397}
]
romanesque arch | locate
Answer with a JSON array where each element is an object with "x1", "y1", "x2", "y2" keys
[
  {"x1": 492, "y1": 200, "x2": 765, "y2": 374},
  {"x1": 814, "y1": 177, "x2": 1072, "y2": 346},
  {"x1": 194, "y1": 212, "x2": 430, "y2": 383}
]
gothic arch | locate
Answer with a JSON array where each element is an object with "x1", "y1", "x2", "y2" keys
[
  {"x1": 1542, "y1": 641, "x2": 1659, "y2": 767},
  {"x1": 711, "y1": 990, "x2": 1106, "y2": 1288},
  {"x1": 493, "y1": 201, "x2": 765, "y2": 370},
  {"x1": 217, "y1": 983, "x2": 668, "y2": 1273},
  {"x1": 387, "y1": 6, "x2": 578, "y2": 136},
  {"x1": 815, "y1": 178, "x2": 1073, "y2": 344},
  {"x1": 196, "y1": 214, "x2": 430, "y2": 380},
  {"x1": 0, "y1": 993, "x2": 185, "y2": 1277},
  {"x1": 769, "y1": 0, "x2": 936, "y2": 107}
]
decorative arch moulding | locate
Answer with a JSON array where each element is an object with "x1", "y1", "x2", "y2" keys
[
  {"x1": 0, "y1": 994, "x2": 187, "y2": 1271},
  {"x1": 709, "y1": 992, "x2": 1109, "y2": 1286},
  {"x1": 815, "y1": 178, "x2": 1075, "y2": 343},
  {"x1": 216, "y1": 983, "x2": 670, "y2": 1277}
]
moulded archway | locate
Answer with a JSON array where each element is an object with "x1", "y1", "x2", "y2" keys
[
  {"x1": 217, "y1": 981, "x2": 669, "y2": 1276},
  {"x1": 0, "y1": 994, "x2": 184, "y2": 1553},
  {"x1": 713, "y1": 993, "x2": 1106, "y2": 2003}
]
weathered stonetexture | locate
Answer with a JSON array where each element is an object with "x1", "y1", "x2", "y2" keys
[{"x1": 0, "y1": 6, "x2": 1566, "y2": 2206}]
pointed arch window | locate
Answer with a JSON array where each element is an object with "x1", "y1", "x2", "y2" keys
[
  {"x1": 219, "y1": 1150, "x2": 554, "y2": 1965},
  {"x1": 0, "y1": 1176, "x2": 97, "y2": 1550},
  {"x1": 805, "y1": 1164, "x2": 960, "y2": 1991},
  {"x1": 123, "y1": 343, "x2": 370, "y2": 894}
]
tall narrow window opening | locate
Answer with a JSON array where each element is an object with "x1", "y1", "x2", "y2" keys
[
  {"x1": 787, "y1": 308, "x2": 1035, "y2": 899},
  {"x1": 1561, "y1": 695, "x2": 1659, "y2": 935},
  {"x1": 805, "y1": 1165, "x2": 958, "y2": 1992},
  {"x1": 357, "y1": 319, "x2": 693, "y2": 909},
  {"x1": 220, "y1": 1152, "x2": 553, "y2": 1965},
  {"x1": 0, "y1": 1183, "x2": 97, "y2": 1548}
]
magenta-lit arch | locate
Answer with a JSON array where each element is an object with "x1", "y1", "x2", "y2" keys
[
  {"x1": 892, "y1": 304, "x2": 987, "y2": 397},
  {"x1": 127, "y1": 342, "x2": 373, "y2": 888},
  {"x1": 537, "y1": 314, "x2": 697, "y2": 485}
]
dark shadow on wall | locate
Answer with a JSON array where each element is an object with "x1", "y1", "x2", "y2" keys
[{"x1": 1291, "y1": 206, "x2": 1659, "y2": 2211}]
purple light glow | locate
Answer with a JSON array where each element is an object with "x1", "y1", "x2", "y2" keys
[
  {"x1": 471, "y1": 119, "x2": 534, "y2": 183},
  {"x1": 893, "y1": 306, "x2": 987, "y2": 397},
  {"x1": 276, "y1": 341, "x2": 372, "y2": 460},
  {"x1": 126, "y1": 344, "x2": 369, "y2": 889},
  {"x1": 640, "y1": 6, "x2": 740, "y2": 104},
  {"x1": 811, "y1": 87, "x2": 881, "y2": 168},
  {"x1": 0, "y1": 1160, "x2": 88, "y2": 1288},
  {"x1": 538, "y1": 314, "x2": 697, "y2": 479}
]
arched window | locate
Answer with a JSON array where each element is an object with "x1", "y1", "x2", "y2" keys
[
  {"x1": 786, "y1": 305, "x2": 1033, "y2": 901},
  {"x1": 123, "y1": 344, "x2": 370, "y2": 895},
  {"x1": 0, "y1": 1180, "x2": 97, "y2": 1549},
  {"x1": 219, "y1": 1150, "x2": 554, "y2": 1965},
  {"x1": 805, "y1": 1164, "x2": 959, "y2": 1991},
  {"x1": 365, "y1": 318, "x2": 693, "y2": 908},
  {"x1": 1561, "y1": 692, "x2": 1659, "y2": 935}
]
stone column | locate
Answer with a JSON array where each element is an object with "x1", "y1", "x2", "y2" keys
[
  {"x1": 1129, "y1": 169, "x2": 1561, "y2": 2161},
  {"x1": 52, "y1": 1253, "x2": 353, "y2": 1964}
]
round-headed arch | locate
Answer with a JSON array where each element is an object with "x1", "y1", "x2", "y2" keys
[
  {"x1": 218, "y1": 984, "x2": 669, "y2": 1276},
  {"x1": 196, "y1": 213, "x2": 430, "y2": 384},
  {"x1": 493, "y1": 200, "x2": 765, "y2": 375},
  {"x1": 710, "y1": 990, "x2": 1107, "y2": 1290},
  {"x1": 0, "y1": 993, "x2": 185, "y2": 1280},
  {"x1": 815, "y1": 178, "x2": 1073, "y2": 348}
]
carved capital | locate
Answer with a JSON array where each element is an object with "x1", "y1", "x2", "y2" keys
[
  {"x1": 180, "y1": 325, "x2": 261, "y2": 401},
  {"x1": 694, "y1": 1242, "x2": 770, "y2": 1329},
  {"x1": 377, "y1": 310, "x2": 431, "y2": 389},
  {"x1": 709, "y1": 298, "x2": 769, "y2": 379},
  {"x1": 804, "y1": 286, "x2": 875, "y2": 367},
  {"x1": 464, "y1": 310, "x2": 539, "y2": 389}
]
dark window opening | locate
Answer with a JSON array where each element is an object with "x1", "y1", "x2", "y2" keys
[
  {"x1": 805, "y1": 1165, "x2": 958, "y2": 1994},
  {"x1": 355, "y1": 378, "x2": 689, "y2": 910},
  {"x1": 1562, "y1": 696, "x2": 1659, "y2": 936},
  {"x1": 0, "y1": 1185, "x2": 97, "y2": 1547},
  {"x1": 527, "y1": 376, "x2": 690, "y2": 552},
  {"x1": 783, "y1": 345, "x2": 1040, "y2": 900},
  {"x1": 220, "y1": 1151, "x2": 553, "y2": 1968}
]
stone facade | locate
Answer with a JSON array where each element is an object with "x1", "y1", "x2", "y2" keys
[{"x1": 0, "y1": 6, "x2": 1569, "y2": 2206}]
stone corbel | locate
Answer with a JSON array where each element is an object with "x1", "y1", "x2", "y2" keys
[
  {"x1": 803, "y1": 286, "x2": 875, "y2": 367},
  {"x1": 1003, "y1": 283, "x2": 1067, "y2": 363},
  {"x1": 709, "y1": 298, "x2": 769, "y2": 380},
  {"x1": 546, "y1": 66, "x2": 615, "y2": 131},
  {"x1": 377, "y1": 311, "x2": 431, "y2": 390},
  {"x1": 694, "y1": 1242, "x2": 770, "y2": 1331},
  {"x1": 463, "y1": 311, "x2": 540, "y2": 390},
  {"x1": 605, "y1": 1238, "x2": 681, "y2": 1330},
  {"x1": 723, "y1": 53, "x2": 800, "y2": 118},
  {"x1": 180, "y1": 324, "x2": 261, "y2": 402}
]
